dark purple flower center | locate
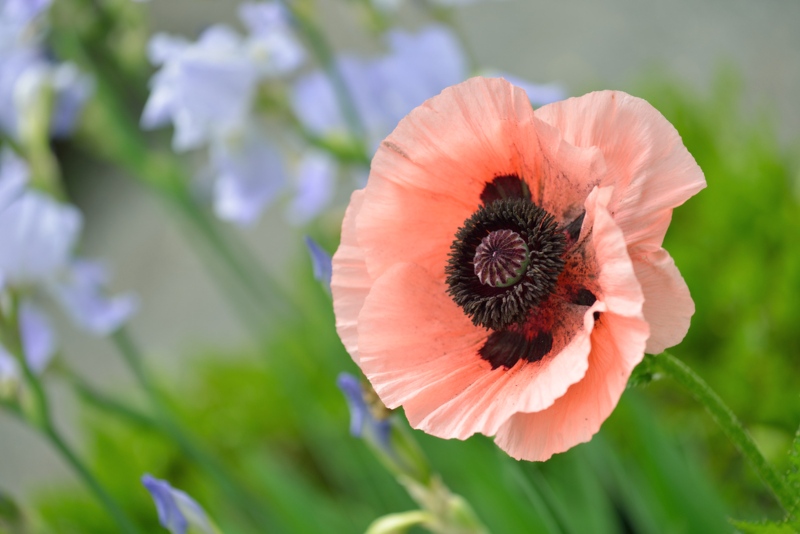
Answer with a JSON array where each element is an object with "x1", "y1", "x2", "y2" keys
[
  {"x1": 473, "y1": 229, "x2": 530, "y2": 287},
  {"x1": 445, "y1": 196, "x2": 566, "y2": 331}
]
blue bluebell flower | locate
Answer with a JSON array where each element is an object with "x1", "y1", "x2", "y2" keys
[
  {"x1": 292, "y1": 25, "x2": 465, "y2": 150},
  {"x1": 141, "y1": 27, "x2": 262, "y2": 152},
  {"x1": 337, "y1": 373, "x2": 392, "y2": 451},
  {"x1": 209, "y1": 125, "x2": 287, "y2": 226},
  {"x1": 0, "y1": 147, "x2": 28, "y2": 210},
  {"x1": 287, "y1": 151, "x2": 337, "y2": 224},
  {"x1": 292, "y1": 25, "x2": 566, "y2": 153},
  {"x1": 0, "y1": 151, "x2": 136, "y2": 371},
  {"x1": 141, "y1": 3, "x2": 304, "y2": 224},
  {"x1": 304, "y1": 236, "x2": 332, "y2": 291},
  {"x1": 0, "y1": 189, "x2": 82, "y2": 285},
  {"x1": 238, "y1": 2, "x2": 305, "y2": 76},
  {"x1": 141, "y1": 474, "x2": 217, "y2": 534},
  {"x1": 18, "y1": 300, "x2": 55, "y2": 374},
  {"x1": 51, "y1": 259, "x2": 139, "y2": 336}
]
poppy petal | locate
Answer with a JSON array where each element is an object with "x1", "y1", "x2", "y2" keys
[
  {"x1": 494, "y1": 312, "x2": 649, "y2": 461},
  {"x1": 331, "y1": 189, "x2": 372, "y2": 364},
  {"x1": 631, "y1": 248, "x2": 695, "y2": 354},
  {"x1": 534, "y1": 91, "x2": 706, "y2": 251},
  {"x1": 357, "y1": 77, "x2": 541, "y2": 280},
  {"x1": 357, "y1": 262, "x2": 597, "y2": 440},
  {"x1": 494, "y1": 187, "x2": 648, "y2": 461}
]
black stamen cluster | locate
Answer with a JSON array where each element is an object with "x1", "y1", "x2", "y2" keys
[{"x1": 446, "y1": 198, "x2": 566, "y2": 331}]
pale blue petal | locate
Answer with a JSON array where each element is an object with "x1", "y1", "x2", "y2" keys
[
  {"x1": 304, "y1": 236, "x2": 332, "y2": 291},
  {"x1": 239, "y1": 2, "x2": 304, "y2": 75},
  {"x1": 0, "y1": 147, "x2": 29, "y2": 210},
  {"x1": 286, "y1": 150, "x2": 336, "y2": 224},
  {"x1": 19, "y1": 300, "x2": 55, "y2": 374},
  {"x1": 0, "y1": 48, "x2": 39, "y2": 137},
  {"x1": 380, "y1": 25, "x2": 466, "y2": 116},
  {"x1": 291, "y1": 66, "x2": 347, "y2": 137},
  {"x1": 142, "y1": 26, "x2": 260, "y2": 151},
  {"x1": 211, "y1": 128, "x2": 286, "y2": 226},
  {"x1": 0, "y1": 0, "x2": 51, "y2": 29},
  {"x1": 142, "y1": 474, "x2": 214, "y2": 534},
  {"x1": 291, "y1": 26, "x2": 466, "y2": 149},
  {"x1": 0, "y1": 191, "x2": 82, "y2": 285},
  {"x1": 52, "y1": 259, "x2": 138, "y2": 336},
  {"x1": 337, "y1": 373, "x2": 392, "y2": 451},
  {"x1": 146, "y1": 33, "x2": 190, "y2": 66}
]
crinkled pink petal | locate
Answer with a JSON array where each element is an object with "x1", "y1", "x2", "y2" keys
[
  {"x1": 535, "y1": 91, "x2": 706, "y2": 252},
  {"x1": 494, "y1": 186, "x2": 648, "y2": 461},
  {"x1": 495, "y1": 313, "x2": 649, "y2": 461},
  {"x1": 531, "y1": 118, "x2": 606, "y2": 225},
  {"x1": 331, "y1": 189, "x2": 371, "y2": 364},
  {"x1": 631, "y1": 248, "x2": 695, "y2": 354},
  {"x1": 357, "y1": 77, "x2": 542, "y2": 281},
  {"x1": 357, "y1": 261, "x2": 598, "y2": 440}
]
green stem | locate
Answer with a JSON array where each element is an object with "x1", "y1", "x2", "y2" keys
[
  {"x1": 654, "y1": 351, "x2": 797, "y2": 512},
  {"x1": 110, "y1": 329, "x2": 278, "y2": 531},
  {"x1": 71, "y1": 376, "x2": 157, "y2": 431},
  {"x1": 280, "y1": 0, "x2": 368, "y2": 145},
  {"x1": 7, "y1": 321, "x2": 140, "y2": 532},
  {"x1": 42, "y1": 423, "x2": 140, "y2": 534}
]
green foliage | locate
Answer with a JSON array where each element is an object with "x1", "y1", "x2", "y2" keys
[
  {"x1": 636, "y1": 68, "x2": 800, "y2": 518},
  {"x1": 732, "y1": 519, "x2": 800, "y2": 534}
]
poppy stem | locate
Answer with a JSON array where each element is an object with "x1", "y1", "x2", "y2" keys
[{"x1": 655, "y1": 351, "x2": 797, "y2": 513}]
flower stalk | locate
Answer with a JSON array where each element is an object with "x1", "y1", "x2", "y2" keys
[
  {"x1": 654, "y1": 351, "x2": 798, "y2": 513},
  {"x1": 339, "y1": 374, "x2": 488, "y2": 534},
  {"x1": 109, "y1": 328, "x2": 279, "y2": 532},
  {"x1": 0, "y1": 299, "x2": 140, "y2": 534}
]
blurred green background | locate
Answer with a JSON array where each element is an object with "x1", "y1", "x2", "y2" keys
[{"x1": 1, "y1": 0, "x2": 799, "y2": 532}]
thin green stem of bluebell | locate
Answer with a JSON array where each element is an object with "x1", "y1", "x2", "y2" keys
[
  {"x1": 279, "y1": 0, "x2": 369, "y2": 150},
  {"x1": 110, "y1": 329, "x2": 279, "y2": 531},
  {"x1": 654, "y1": 351, "x2": 797, "y2": 513},
  {"x1": 2, "y1": 311, "x2": 141, "y2": 533}
]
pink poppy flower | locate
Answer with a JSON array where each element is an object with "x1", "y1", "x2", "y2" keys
[{"x1": 331, "y1": 77, "x2": 705, "y2": 461}]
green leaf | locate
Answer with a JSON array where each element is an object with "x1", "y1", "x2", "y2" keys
[
  {"x1": 731, "y1": 519, "x2": 799, "y2": 534},
  {"x1": 787, "y1": 426, "x2": 800, "y2": 504}
]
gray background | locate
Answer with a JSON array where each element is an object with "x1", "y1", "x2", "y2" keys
[{"x1": 1, "y1": 0, "x2": 798, "y2": 500}]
